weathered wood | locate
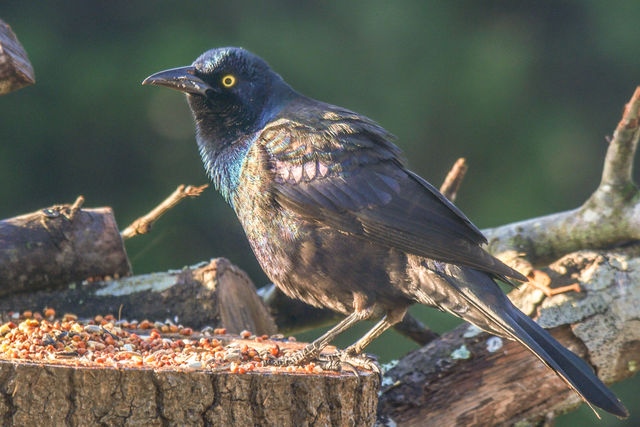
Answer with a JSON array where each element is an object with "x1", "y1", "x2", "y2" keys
[
  {"x1": 0, "y1": 353, "x2": 378, "y2": 426},
  {"x1": 0, "y1": 201, "x2": 131, "y2": 296},
  {"x1": 0, "y1": 258, "x2": 277, "y2": 336},
  {"x1": 377, "y1": 247, "x2": 640, "y2": 425},
  {"x1": 0, "y1": 19, "x2": 35, "y2": 95}
]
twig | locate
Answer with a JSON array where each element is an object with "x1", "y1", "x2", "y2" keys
[
  {"x1": 601, "y1": 86, "x2": 640, "y2": 188},
  {"x1": 67, "y1": 195, "x2": 84, "y2": 219},
  {"x1": 120, "y1": 184, "x2": 209, "y2": 239},
  {"x1": 484, "y1": 87, "x2": 640, "y2": 266},
  {"x1": 439, "y1": 157, "x2": 468, "y2": 202}
]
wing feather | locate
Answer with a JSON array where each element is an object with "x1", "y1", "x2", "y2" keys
[{"x1": 260, "y1": 102, "x2": 525, "y2": 281}]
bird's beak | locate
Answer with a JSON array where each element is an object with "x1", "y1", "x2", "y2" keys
[{"x1": 142, "y1": 66, "x2": 213, "y2": 96}]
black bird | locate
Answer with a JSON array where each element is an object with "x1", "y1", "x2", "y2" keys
[{"x1": 143, "y1": 47, "x2": 628, "y2": 418}]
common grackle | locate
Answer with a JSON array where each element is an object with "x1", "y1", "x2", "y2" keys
[{"x1": 143, "y1": 47, "x2": 627, "y2": 418}]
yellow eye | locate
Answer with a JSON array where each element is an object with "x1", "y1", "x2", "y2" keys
[{"x1": 221, "y1": 74, "x2": 236, "y2": 88}]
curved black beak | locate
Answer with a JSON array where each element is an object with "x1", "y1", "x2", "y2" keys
[{"x1": 142, "y1": 66, "x2": 213, "y2": 96}]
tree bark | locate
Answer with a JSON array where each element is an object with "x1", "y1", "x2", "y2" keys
[
  {"x1": 0, "y1": 19, "x2": 35, "y2": 95},
  {"x1": 0, "y1": 201, "x2": 132, "y2": 296},
  {"x1": 377, "y1": 246, "x2": 640, "y2": 426},
  {"x1": 0, "y1": 258, "x2": 277, "y2": 336}
]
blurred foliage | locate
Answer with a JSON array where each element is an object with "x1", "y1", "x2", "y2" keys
[{"x1": 0, "y1": 1, "x2": 638, "y2": 424}]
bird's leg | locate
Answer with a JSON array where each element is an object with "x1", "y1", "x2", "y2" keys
[
  {"x1": 267, "y1": 305, "x2": 375, "y2": 367},
  {"x1": 316, "y1": 306, "x2": 408, "y2": 374},
  {"x1": 345, "y1": 306, "x2": 407, "y2": 355}
]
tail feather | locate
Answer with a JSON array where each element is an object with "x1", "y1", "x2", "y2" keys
[
  {"x1": 436, "y1": 268, "x2": 629, "y2": 418},
  {"x1": 506, "y1": 307, "x2": 628, "y2": 418}
]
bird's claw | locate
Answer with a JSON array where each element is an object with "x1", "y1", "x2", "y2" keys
[
  {"x1": 260, "y1": 348, "x2": 314, "y2": 367},
  {"x1": 260, "y1": 347, "x2": 380, "y2": 377},
  {"x1": 315, "y1": 351, "x2": 381, "y2": 376}
]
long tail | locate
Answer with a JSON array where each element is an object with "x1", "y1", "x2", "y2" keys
[
  {"x1": 419, "y1": 264, "x2": 629, "y2": 418},
  {"x1": 503, "y1": 305, "x2": 627, "y2": 417}
]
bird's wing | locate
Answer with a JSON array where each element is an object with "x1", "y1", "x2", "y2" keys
[{"x1": 259, "y1": 104, "x2": 525, "y2": 281}]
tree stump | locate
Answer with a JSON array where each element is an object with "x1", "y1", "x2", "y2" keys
[
  {"x1": 0, "y1": 326, "x2": 378, "y2": 427},
  {"x1": 0, "y1": 360, "x2": 378, "y2": 426}
]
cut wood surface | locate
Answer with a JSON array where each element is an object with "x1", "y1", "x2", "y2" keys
[
  {"x1": 0, "y1": 19, "x2": 35, "y2": 95},
  {"x1": 0, "y1": 258, "x2": 277, "y2": 336},
  {"x1": 377, "y1": 246, "x2": 640, "y2": 426},
  {"x1": 0, "y1": 201, "x2": 131, "y2": 296}
]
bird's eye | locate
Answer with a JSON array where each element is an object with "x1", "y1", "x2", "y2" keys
[{"x1": 221, "y1": 74, "x2": 236, "y2": 88}]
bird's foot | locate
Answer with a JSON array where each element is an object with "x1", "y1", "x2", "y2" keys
[
  {"x1": 260, "y1": 344, "x2": 320, "y2": 367},
  {"x1": 315, "y1": 350, "x2": 380, "y2": 376},
  {"x1": 260, "y1": 345, "x2": 380, "y2": 376}
]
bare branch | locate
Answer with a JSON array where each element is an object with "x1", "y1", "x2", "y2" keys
[
  {"x1": 439, "y1": 157, "x2": 468, "y2": 202},
  {"x1": 121, "y1": 184, "x2": 209, "y2": 239},
  {"x1": 484, "y1": 87, "x2": 640, "y2": 266},
  {"x1": 601, "y1": 86, "x2": 640, "y2": 188}
]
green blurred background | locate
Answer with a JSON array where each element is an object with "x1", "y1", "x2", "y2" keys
[{"x1": 1, "y1": 1, "x2": 638, "y2": 424}]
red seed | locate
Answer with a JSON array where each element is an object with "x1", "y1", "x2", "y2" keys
[{"x1": 269, "y1": 345, "x2": 279, "y2": 356}]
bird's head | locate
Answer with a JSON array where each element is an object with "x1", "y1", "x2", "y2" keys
[{"x1": 143, "y1": 47, "x2": 295, "y2": 147}]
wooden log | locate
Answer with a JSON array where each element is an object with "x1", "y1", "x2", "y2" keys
[
  {"x1": 0, "y1": 201, "x2": 131, "y2": 296},
  {"x1": 0, "y1": 258, "x2": 278, "y2": 336},
  {"x1": 0, "y1": 19, "x2": 35, "y2": 95},
  {"x1": 377, "y1": 246, "x2": 640, "y2": 425}
]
